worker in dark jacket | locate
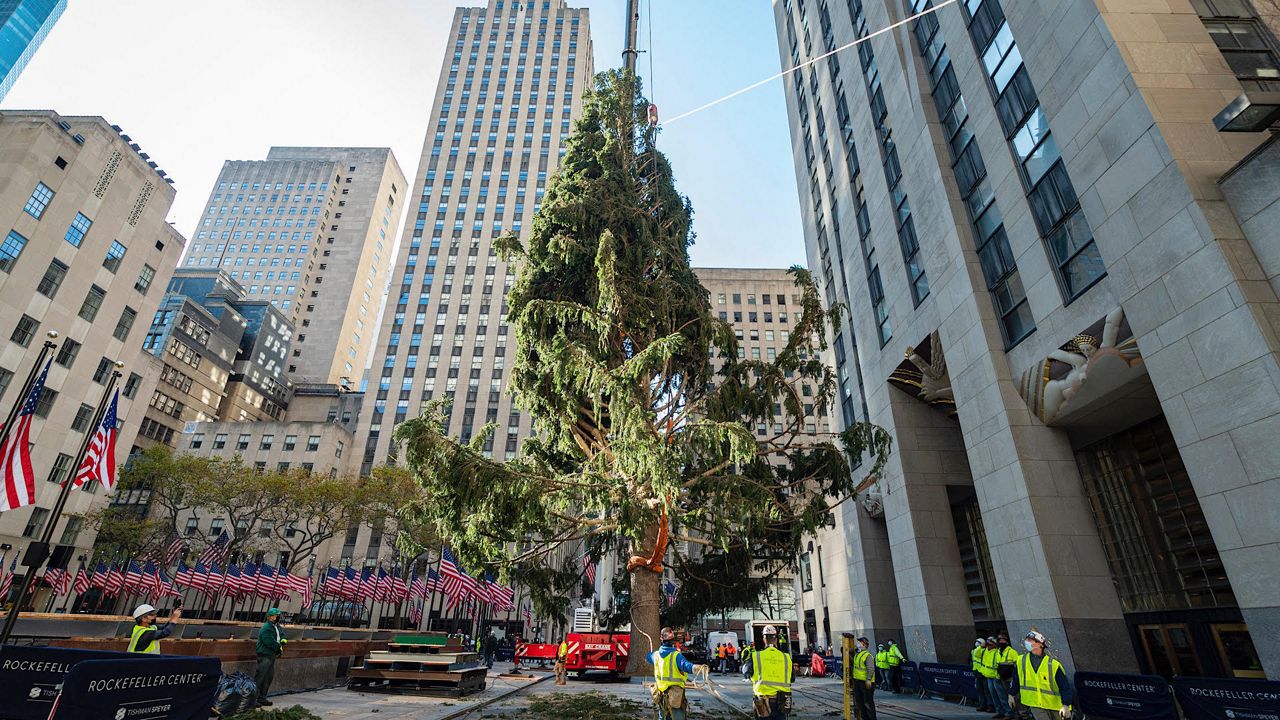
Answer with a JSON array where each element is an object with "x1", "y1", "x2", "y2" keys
[
  {"x1": 126, "y1": 603, "x2": 182, "y2": 653},
  {"x1": 1010, "y1": 630, "x2": 1074, "y2": 720},
  {"x1": 254, "y1": 608, "x2": 286, "y2": 707}
]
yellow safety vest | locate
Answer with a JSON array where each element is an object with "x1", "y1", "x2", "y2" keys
[
  {"x1": 1017, "y1": 653, "x2": 1065, "y2": 711},
  {"x1": 654, "y1": 649, "x2": 687, "y2": 692},
  {"x1": 751, "y1": 646, "x2": 792, "y2": 697},
  {"x1": 557, "y1": 642, "x2": 568, "y2": 660},
  {"x1": 127, "y1": 624, "x2": 160, "y2": 654},
  {"x1": 852, "y1": 649, "x2": 871, "y2": 681},
  {"x1": 979, "y1": 647, "x2": 999, "y2": 678},
  {"x1": 996, "y1": 646, "x2": 1019, "y2": 666},
  {"x1": 888, "y1": 644, "x2": 903, "y2": 666},
  {"x1": 876, "y1": 650, "x2": 890, "y2": 669}
]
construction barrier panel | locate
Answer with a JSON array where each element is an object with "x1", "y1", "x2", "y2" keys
[
  {"x1": 47, "y1": 655, "x2": 220, "y2": 720},
  {"x1": 0, "y1": 644, "x2": 134, "y2": 720},
  {"x1": 916, "y1": 662, "x2": 979, "y2": 700},
  {"x1": 1171, "y1": 676, "x2": 1280, "y2": 720},
  {"x1": 1074, "y1": 671, "x2": 1176, "y2": 720}
]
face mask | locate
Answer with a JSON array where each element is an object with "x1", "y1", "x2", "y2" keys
[{"x1": 1024, "y1": 640, "x2": 1035, "y2": 652}]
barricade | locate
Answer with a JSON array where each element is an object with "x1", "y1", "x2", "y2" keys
[
  {"x1": 47, "y1": 655, "x2": 220, "y2": 720},
  {"x1": 0, "y1": 645, "x2": 134, "y2": 720},
  {"x1": 1172, "y1": 676, "x2": 1280, "y2": 720},
  {"x1": 1074, "y1": 671, "x2": 1176, "y2": 720},
  {"x1": 900, "y1": 660, "x2": 920, "y2": 691},
  {"x1": 916, "y1": 662, "x2": 980, "y2": 702}
]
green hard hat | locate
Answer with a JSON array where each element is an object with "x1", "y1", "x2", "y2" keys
[{"x1": 266, "y1": 607, "x2": 282, "y2": 616}]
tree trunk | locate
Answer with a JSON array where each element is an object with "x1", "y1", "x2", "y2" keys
[{"x1": 625, "y1": 520, "x2": 662, "y2": 676}]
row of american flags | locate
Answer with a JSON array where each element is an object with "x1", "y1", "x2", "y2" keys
[{"x1": 0, "y1": 360, "x2": 119, "y2": 513}]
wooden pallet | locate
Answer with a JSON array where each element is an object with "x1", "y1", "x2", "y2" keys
[
  {"x1": 346, "y1": 666, "x2": 488, "y2": 697},
  {"x1": 361, "y1": 652, "x2": 478, "y2": 672}
]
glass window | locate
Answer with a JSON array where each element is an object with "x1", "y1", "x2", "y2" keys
[
  {"x1": 24, "y1": 182, "x2": 54, "y2": 219},
  {"x1": 113, "y1": 306, "x2": 137, "y2": 341},
  {"x1": 65, "y1": 212, "x2": 92, "y2": 247},
  {"x1": 79, "y1": 285, "x2": 106, "y2": 321},
  {"x1": 103, "y1": 240, "x2": 127, "y2": 272},
  {"x1": 0, "y1": 230, "x2": 27, "y2": 272},
  {"x1": 135, "y1": 264, "x2": 156, "y2": 294},
  {"x1": 23, "y1": 507, "x2": 49, "y2": 538},
  {"x1": 46, "y1": 452, "x2": 74, "y2": 484},
  {"x1": 55, "y1": 339, "x2": 80, "y2": 368},
  {"x1": 122, "y1": 372, "x2": 142, "y2": 399},
  {"x1": 213, "y1": 433, "x2": 227, "y2": 449},
  {"x1": 10, "y1": 314, "x2": 39, "y2": 347},
  {"x1": 37, "y1": 259, "x2": 68, "y2": 298}
]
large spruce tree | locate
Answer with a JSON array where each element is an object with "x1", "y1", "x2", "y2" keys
[{"x1": 394, "y1": 70, "x2": 890, "y2": 673}]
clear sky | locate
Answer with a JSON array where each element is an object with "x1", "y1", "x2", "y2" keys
[{"x1": 2, "y1": 1, "x2": 805, "y2": 270}]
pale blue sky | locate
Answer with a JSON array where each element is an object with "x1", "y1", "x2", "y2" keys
[{"x1": 2, "y1": 1, "x2": 804, "y2": 269}]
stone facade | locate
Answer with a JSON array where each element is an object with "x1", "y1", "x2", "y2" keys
[
  {"x1": 0, "y1": 110, "x2": 183, "y2": 573},
  {"x1": 183, "y1": 147, "x2": 405, "y2": 387},
  {"x1": 773, "y1": 0, "x2": 1280, "y2": 679}
]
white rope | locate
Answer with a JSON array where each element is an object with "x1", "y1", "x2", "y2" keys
[{"x1": 661, "y1": 0, "x2": 959, "y2": 126}]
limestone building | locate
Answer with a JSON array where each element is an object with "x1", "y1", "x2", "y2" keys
[
  {"x1": 183, "y1": 147, "x2": 406, "y2": 387},
  {"x1": 356, "y1": 0, "x2": 593, "y2": 477},
  {"x1": 773, "y1": 0, "x2": 1280, "y2": 679},
  {"x1": 0, "y1": 110, "x2": 182, "y2": 574}
]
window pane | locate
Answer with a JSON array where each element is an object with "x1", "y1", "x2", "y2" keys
[{"x1": 0, "y1": 230, "x2": 28, "y2": 272}]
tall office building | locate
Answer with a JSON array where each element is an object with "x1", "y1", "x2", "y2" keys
[
  {"x1": 184, "y1": 147, "x2": 406, "y2": 387},
  {"x1": 0, "y1": 0, "x2": 66, "y2": 101},
  {"x1": 355, "y1": 0, "x2": 594, "y2": 486},
  {"x1": 773, "y1": 0, "x2": 1280, "y2": 679},
  {"x1": 0, "y1": 110, "x2": 182, "y2": 573}
]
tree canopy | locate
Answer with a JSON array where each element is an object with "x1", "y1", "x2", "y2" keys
[{"x1": 394, "y1": 70, "x2": 890, "y2": 672}]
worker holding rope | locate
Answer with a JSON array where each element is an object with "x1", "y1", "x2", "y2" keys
[{"x1": 651, "y1": 627, "x2": 708, "y2": 720}]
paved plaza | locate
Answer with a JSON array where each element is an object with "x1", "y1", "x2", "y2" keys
[{"x1": 273, "y1": 661, "x2": 984, "y2": 719}]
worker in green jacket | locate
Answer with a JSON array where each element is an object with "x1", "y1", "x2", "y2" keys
[{"x1": 254, "y1": 608, "x2": 286, "y2": 707}]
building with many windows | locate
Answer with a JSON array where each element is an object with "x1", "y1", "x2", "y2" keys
[
  {"x1": 183, "y1": 147, "x2": 405, "y2": 387},
  {"x1": 0, "y1": 0, "x2": 66, "y2": 101},
  {"x1": 0, "y1": 110, "x2": 182, "y2": 576},
  {"x1": 355, "y1": 0, "x2": 593, "y2": 484},
  {"x1": 773, "y1": 0, "x2": 1280, "y2": 679}
]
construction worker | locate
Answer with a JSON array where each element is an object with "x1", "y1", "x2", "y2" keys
[
  {"x1": 727, "y1": 641, "x2": 738, "y2": 672},
  {"x1": 126, "y1": 602, "x2": 182, "y2": 654},
  {"x1": 972, "y1": 638, "x2": 992, "y2": 711},
  {"x1": 254, "y1": 608, "x2": 286, "y2": 707},
  {"x1": 743, "y1": 625, "x2": 792, "y2": 719},
  {"x1": 554, "y1": 635, "x2": 569, "y2": 685},
  {"x1": 651, "y1": 627, "x2": 706, "y2": 720},
  {"x1": 875, "y1": 643, "x2": 891, "y2": 689},
  {"x1": 978, "y1": 637, "x2": 1001, "y2": 712},
  {"x1": 1010, "y1": 631, "x2": 1074, "y2": 720},
  {"x1": 886, "y1": 639, "x2": 905, "y2": 693},
  {"x1": 990, "y1": 632, "x2": 1020, "y2": 719},
  {"x1": 849, "y1": 635, "x2": 877, "y2": 720},
  {"x1": 740, "y1": 641, "x2": 754, "y2": 678},
  {"x1": 717, "y1": 643, "x2": 727, "y2": 673}
]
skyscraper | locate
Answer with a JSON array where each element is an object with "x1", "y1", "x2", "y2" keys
[
  {"x1": 773, "y1": 0, "x2": 1279, "y2": 679},
  {"x1": 356, "y1": 0, "x2": 594, "y2": 484},
  {"x1": 184, "y1": 147, "x2": 406, "y2": 387},
  {"x1": 0, "y1": 0, "x2": 66, "y2": 101}
]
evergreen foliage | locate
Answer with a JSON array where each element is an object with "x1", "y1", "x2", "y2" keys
[{"x1": 394, "y1": 70, "x2": 891, "y2": 673}]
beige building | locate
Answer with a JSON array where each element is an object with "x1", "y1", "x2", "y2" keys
[
  {"x1": 357, "y1": 0, "x2": 594, "y2": 478},
  {"x1": 0, "y1": 110, "x2": 183, "y2": 569},
  {"x1": 774, "y1": 0, "x2": 1280, "y2": 679},
  {"x1": 183, "y1": 147, "x2": 406, "y2": 387}
]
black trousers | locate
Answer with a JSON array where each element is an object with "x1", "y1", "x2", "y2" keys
[
  {"x1": 853, "y1": 681, "x2": 877, "y2": 720},
  {"x1": 890, "y1": 665, "x2": 902, "y2": 693}
]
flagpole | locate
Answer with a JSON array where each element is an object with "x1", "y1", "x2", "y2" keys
[
  {"x1": 0, "y1": 332, "x2": 58, "y2": 454},
  {"x1": 0, "y1": 363, "x2": 122, "y2": 645}
]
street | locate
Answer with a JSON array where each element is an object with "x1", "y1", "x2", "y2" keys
[{"x1": 276, "y1": 661, "x2": 987, "y2": 719}]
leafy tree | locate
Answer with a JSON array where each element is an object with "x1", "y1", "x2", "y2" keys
[{"x1": 394, "y1": 70, "x2": 890, "y2": 674}]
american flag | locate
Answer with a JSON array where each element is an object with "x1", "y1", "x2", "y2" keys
[
  {"x1": 373, "y1": 567, "x2": 391, "y2": 602},
  {"x1": 582, "y1": 554, "x2": 596, "y2": 585},
  {"x1": 174, "y1": 562, "x2": 201, "y2": 589},
  {"x1": 439, "y1": 549, "x2": 476, "y2": 604},
  {"x1": 43, "y1": 567, "x2": 70, "y2": 595},
  {"x1": 409, "y1": 600, "x2": 423, "y2": 627},
  {"x1": 358, "y1": 568, "x2": 377, "y2": 601},
  {"x1": 256, "y1": 564, "x2": 277, "y2": 599},
  {"x1": 521, "y1": 603, "x2": 532, "y2": 627},
  {"x1": 104, "y1": 563, "x2": 126, "y2": 597},
  {"x1": 198, "y1": 530, "x2": 230, "y2": 567},
  {"x1": 425, "y1": 568, "x2": 442, "y2": 594},
  {"x1": 0, "y1": 359, "x2": 51, "y2": 512},
  {"x1": 665, "y1": 580, "x2": 679, "y2": 607},
  {"x1": 390, "y1": 569, "x2": 409, "y2": 603},
  {"x1": 492, "y1": 583, "x2": 515, "y2": 612},
  {"x1": 122, "y1": 561, "x2": 147, "y2": 594},
  {"x1": 242, "y1": 563, "x2": 259, "y2": 597},
  {"x1": 224, "y1": 564, "x2": 247, "y2": 597},
  {"x1": 155, "y1": 569, "x2": 181, "y2": 598},
  {"x1": 143, "y1": 561, "x2": 165, "y2": 598},
  {"x1": 341, "y1": 567, "x2": 360, "y2": 600},
  {"x1": 473, "y1": 574, "x2": 494, "y2": 606},
  {"x1": 72, "y1": 389, "x2": 119, "y2": 491},
  {"x1": 409, "y1": 570, "x2": 427, "y2": 600},
  {"x1": 321, "y1": 566, "x2": 345, "y2": 599},
  {"x1": 164, "y1": 535, "x2": 187, "y2": 567},
  {"x1": 90, "y1": 562, "x2": 110, "y2": 589},
  {"x1": 0, "y1": 554, "x2": 16, "y2": 601},
  {"x1": 281, "y1": 568, "x2": 312, "y2": 608},
  {"x1": 73, "y1": 562, "x2": 91, "y2": 595}
]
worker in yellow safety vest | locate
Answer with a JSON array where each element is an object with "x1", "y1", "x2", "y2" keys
[
  {"x1": 972, "y1": 638, "x2": 992, "y2": 711},
  {"x1": 1010, "y1": 630, "x2": 1074, "y2": 720},
  {"x1": 988, "y1": 632, "x2": 1020, "y2": 719},
  {"x1": 875, "y1": 643, "x2": 891, "y2": 689},
  {"x1": 650, "y1": 627, "x2": 706, "y2": 720},
  {"x1": 126, "y1": 602, "x2": 182, "y2": 654},
  {"x1": 885, "y1": 639, "x2": 905, "y2": 693},
  {"x1": 555, "y1": 635, "x2": 569, "y2": 685},
  {"x1": 849, "y1": 635, "x2": 877, "y2": 720},
  {"x1": 743, "y1": 624, "x2": 792, "y2": 719}
]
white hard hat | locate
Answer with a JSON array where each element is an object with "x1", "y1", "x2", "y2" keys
[
  {"x1": 132, "y1": 604, "x2": 157, "y2": 618},
  {"x1": 763, "y1": 625, "x2": 778, "y2": 636}
]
